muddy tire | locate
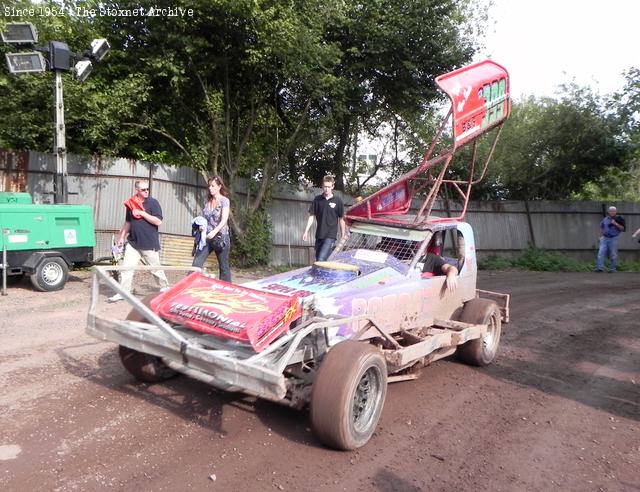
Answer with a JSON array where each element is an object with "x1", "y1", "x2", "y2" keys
[
  {"x1": 30, "y1": 257, "x2": 68, "y2": 292},
  {"x1": 119, "y1": 294, "x2": 177, "y2": 383},
  {"x1": 118, "y1": 346, "x2": 177, "y2": 383},
  {"x1": 457, "y1": 298, "x2": 502, "y2": 366},
  {"x1": 310, "y1": 341, "x2": 387, "y2": 450}
]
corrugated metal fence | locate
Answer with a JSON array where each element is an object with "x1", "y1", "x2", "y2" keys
[
  {"x1": 2, "y1": 148, "x2": 639, "y2": 266},
  {"x1": 0, "y1": 149, "x2": 205, "y2": 264}
]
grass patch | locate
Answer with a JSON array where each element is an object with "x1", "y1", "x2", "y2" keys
[
  {"x1": 477, "y1": 255, "x2": 513, "y2": 270},
  {"x1": 479, "y1": 248, "x2": 640, "y2": 272},
  {"x1": 512, "y1": 248, "x2": 592, "y2": 272},
  {"x1": 619, "y1": 259, "x2": 640, "y2": 272}
]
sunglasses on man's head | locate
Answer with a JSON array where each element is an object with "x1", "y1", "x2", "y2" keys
[{"x1": 138, "y1": 187, "x2": 149, "y2": 191}]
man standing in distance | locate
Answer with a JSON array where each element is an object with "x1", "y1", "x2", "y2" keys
[
  {"x1": 595, "y1": 205, "x2": 626, "y2": 273},
  {"x1": 108, "y1": 179, "x2": 169, "y2": 302},
  {"x1": 302, "y1": 175, "x2": 346, "y2": 262}
]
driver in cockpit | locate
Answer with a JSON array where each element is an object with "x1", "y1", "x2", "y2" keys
[{"x1": 421, "y1": 232, "x2": 458, "y2": 293}]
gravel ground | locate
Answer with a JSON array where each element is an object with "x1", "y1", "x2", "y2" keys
[{"x1": 0, "y1": 269, "x2": 638, "y2": 491}]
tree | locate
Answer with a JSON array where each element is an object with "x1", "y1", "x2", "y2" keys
[
  {"x1": 0, "y1": 0, "x2": 151, "y2": 156},
  {"x1": 474, "y1": 84, "x2": 628, "y2": 200},
  {"x1": 0, "y1": 0, "x2": 484, "y2": 261},
  {"x1": 295, "y1": 0, "x2": 478, "y2": 189},
  {"x1": 572, "y1": 67, "x2": 640, "y2": 201}
]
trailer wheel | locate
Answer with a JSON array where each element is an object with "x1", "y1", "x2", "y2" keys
[
  {"x1": 311, "y1": 341, "x2": 387, "y2": 450},
  {"x1": 30, "y1": 257, "x2": 68, "y2": 292},
  {"x1": 118, "y1": 295, "x2": 177, "y2": 383},
  {"x1": 457, "y1": 298, "x2": 502, "y2": 366}
]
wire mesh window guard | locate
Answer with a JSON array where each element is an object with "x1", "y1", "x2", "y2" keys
[{"x1": 337, "y1": 232, "x2": 424, "y2": 264}]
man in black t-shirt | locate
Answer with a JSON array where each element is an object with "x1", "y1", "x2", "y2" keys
[
  {"x1": 108, "y1": 180, "x2": 169, "y2": 302},
  {"x1": 302, "y1": 175, "x2": 346, "y2": 261}
]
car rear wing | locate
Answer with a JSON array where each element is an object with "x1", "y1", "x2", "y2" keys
[
  {"x1": 435, "y1": 59, "x2": 510, "y2": 148},
  {"x1": 346, "y1": 60, "x2": 510, "y2": 229}
]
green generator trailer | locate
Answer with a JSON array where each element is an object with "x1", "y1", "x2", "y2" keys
[{"x1": 0, "y1": 192, "x2": 95, "y2": 291}]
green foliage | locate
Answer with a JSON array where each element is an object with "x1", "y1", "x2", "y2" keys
[
  {"x1": 1, "y1": 0, "x2": 483, "y2": 238},
  {"x1": 474, "y1": 85, "x2": 628, "y2": 200},
  {"x1": 477, "y1": 255, "x2": 513, "y2": 270},
  {"x1": 294, "y1": 0, "x2": 477, "y2": 188},
  {"x1": 511, "y1": 248, "x2": 592, "y2": 272},
  {"x1": 0, "y1": 71, "x2": 52, "y2": 151},
  {"x1": 3, "y1": 1, "x2": 638, "y2": 207},
  {"x1": 479, "y1": 248, "x2": 640, "y2": 273},
  {"x1": 572, "y1": 68, "x2": 640, "y2": 202},
  {"x1": 230, "y1": 206, "x2": 272, "y2": 267},
  {"x1": 0, "y1": 0, "x2": 151, "y2": 155},
  {"x1": 478, "y1": 248, "x2": 589, "y2": 272},
  {"x1": 65, "y1": 73, "x2": 152, "y2": 156},
  {"x1": 571, "y1": 162, "x2": 640, "y2": 202},
  {"x1": 619, "y1": 260, "x2": 640, "y2": 272}
]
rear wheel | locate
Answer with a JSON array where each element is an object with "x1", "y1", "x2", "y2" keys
[
  {"x1": 118, "y1": 294, "x2": 177, "y2": 383},
  {"x1": 311, "y1": 341, "x2": 387, "y2": 450},
  {"x1": 457, "y1": 298, "x2": 502, "y2": 366},
  {"x1": 30, "y1": 257, "x2": 68, "y2": 292}
]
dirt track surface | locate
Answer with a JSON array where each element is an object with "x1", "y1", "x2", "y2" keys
[{"x1": 0, "y1": 270, "x2": 639, "y2": 491}]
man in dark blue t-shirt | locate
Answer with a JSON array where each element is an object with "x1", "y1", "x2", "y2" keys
[
  {"x1": 108, "y1": 180, "x2": 169, "y2": 302},
  {"x1": 595, "y1": 205, "x2": 625, "y2": 273},
  {"x1": 302, "y1": 175, "x2": 346, "y2": 261}
]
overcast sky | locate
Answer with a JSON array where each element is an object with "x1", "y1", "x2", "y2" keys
[{"x1": 476, "y1": 0, "x2": 640, "y2": 99}]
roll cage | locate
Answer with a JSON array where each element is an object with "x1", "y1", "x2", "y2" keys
[{"x1": 333, "y1": 219, "x2": 464, "y2": 275}]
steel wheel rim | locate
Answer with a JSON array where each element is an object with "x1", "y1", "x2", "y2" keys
[
  {"x1": 352, "y1": 365, "x2": 383, "y2": 434},
  {"x1": 42, "y1": 262, "x2": 63, "y2": 285},
  {"x1": 482, "y1": 313, "x2": 498, "y2": 356}
]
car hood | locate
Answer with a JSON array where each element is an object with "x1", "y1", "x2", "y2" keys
[{"x1": 243, "y1": 249, "x2": 410, "y2": 299}]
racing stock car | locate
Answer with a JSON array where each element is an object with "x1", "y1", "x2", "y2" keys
[{"x1": 87, "y1": 60, "x2": 511, "y2": 450}]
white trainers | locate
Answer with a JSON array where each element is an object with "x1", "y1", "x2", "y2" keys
[{"x1": 108, "y1": 293, "x2": 124, "y2": 303}]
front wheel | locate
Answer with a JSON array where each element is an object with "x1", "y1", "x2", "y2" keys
[
  {"x1": 118, "y1": 294, "x2": 177, "y2": 383},
  {"x1": 310, "y1": 341, "x2": 387, "y2": 450},
  {"x1": 457, "y1": 298, "x2": 502, "y2": 366},
  {"x1": 30, "y1": 257, "x2": 68, "y2": 292},
  {"x1": 118, "y1": 346, "x2": 177, "y2": 383}
]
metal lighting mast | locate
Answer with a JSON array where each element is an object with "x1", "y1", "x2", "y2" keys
[
  {"x1": 2, "y1": 23, "x2": 109, "y2": 203},
  {"x1": 50, "y1": 42, "x2": 69, "y2": 203}
]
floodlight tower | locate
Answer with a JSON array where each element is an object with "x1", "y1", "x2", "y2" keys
[{"x1": 2, "y1": 22, "x2": 109, "y2": 203}]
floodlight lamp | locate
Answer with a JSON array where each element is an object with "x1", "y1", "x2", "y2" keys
[
  {"x1": 1, "y1": 22, "x2": 38, "y2": 44},
  {"x1": 74, "y1": 60, "x2": 93, "y2": 82},
  {"x1": 5, "y1": 52, "x2": 46, "y2": 73},
  {"x1": 49, "y1": 41, "x2": 71, "y2": 71},
  {"x1": 90, "y1": 39, "x2": 110, "y2": 61}
]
